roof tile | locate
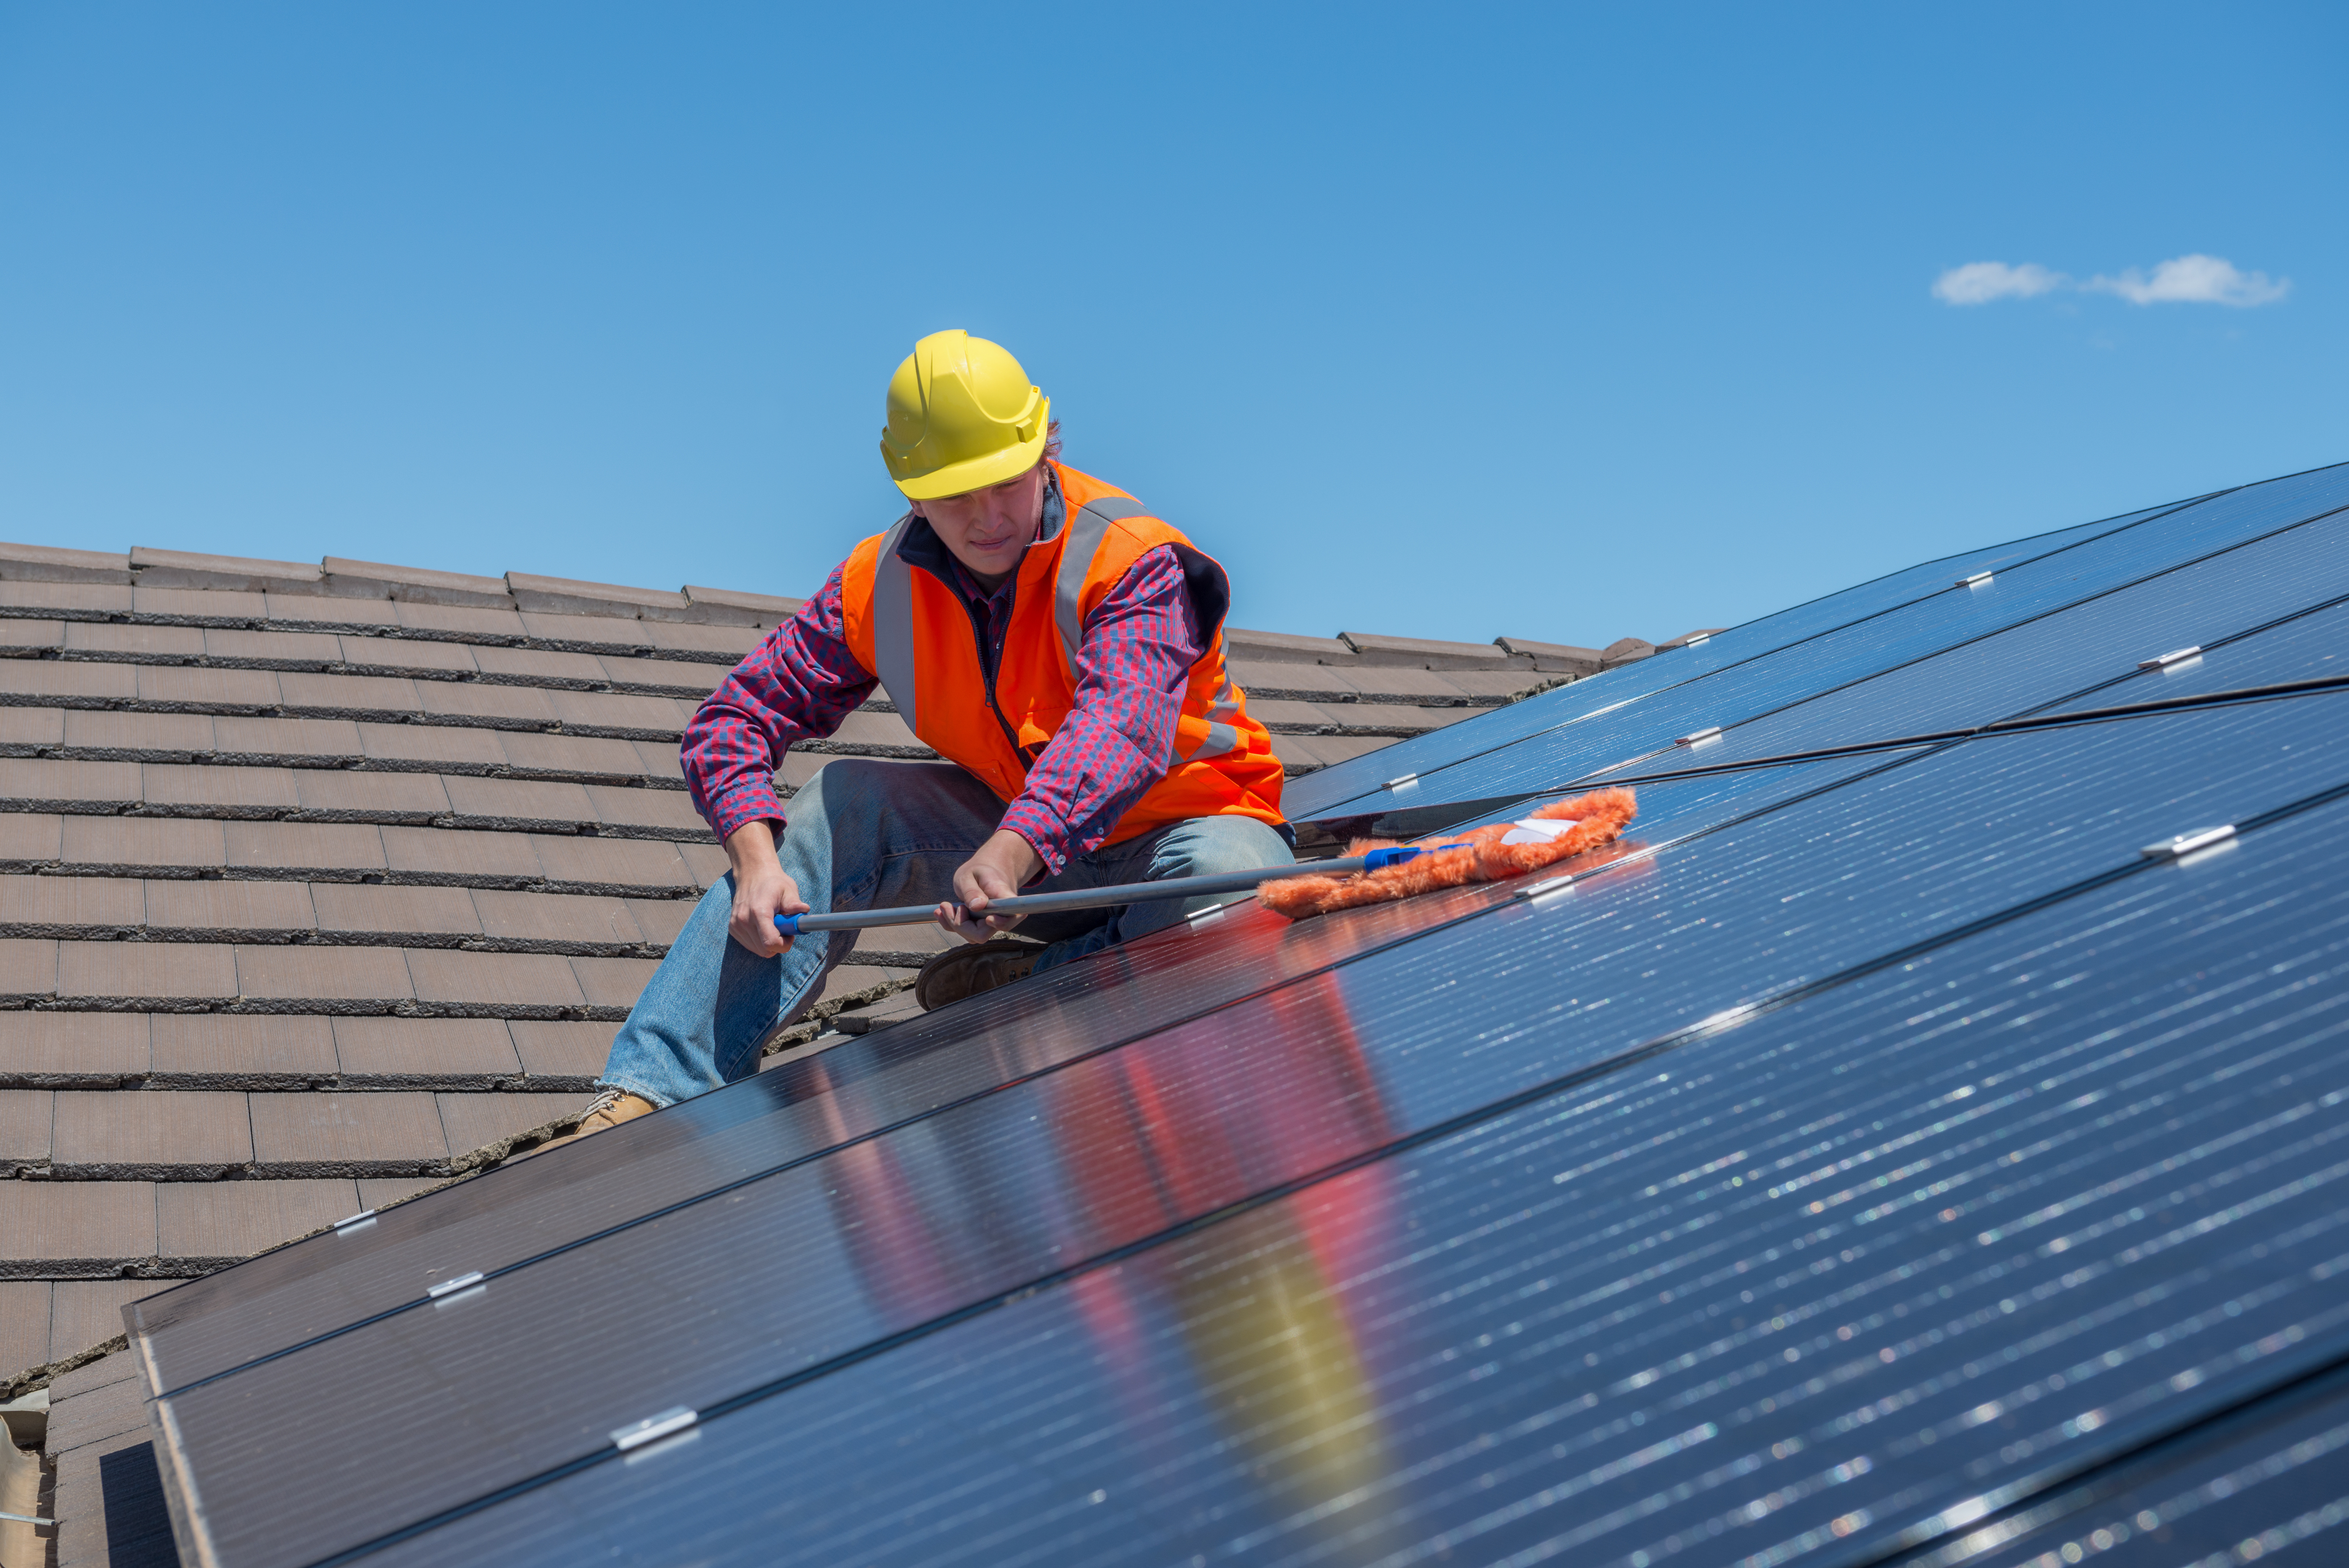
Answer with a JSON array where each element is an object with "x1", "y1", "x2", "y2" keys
[
  {"x1": 144, "y1": 762, "x2": 301, "y2": 811},
  {"x1": 1600, "y1": 636, "x2": 1656, "y2": 668},
  {"x1": 440, "y1": 775, "x2": 595, "y2": 827},
  {"x1": 381, "y1": 824, "x2": 540, "y2": 880},
  {"x1": 470, "y1": 645, "x2": 604, "y2": 683},
  {"x1": 128, "y1": 546, "x2": 324, "y2": 593},
  {"x1": 569, "y1": 956, "x2": 659, "y2": 1010},
  {"x1": 205, "y1": 626, "x2": 340, "y2": 663},
  {"x1": 144, "y1": 878, "x2": 317, "y2": 934},
  {"x1": 336, "y1": 635, "x2": 476, "y2": 675},
  {"x1": 0, "y1": 941, "x2": 55, "y2": 998},
  {"x1": 62, "y1": 817, "x2": 225, "y2": 868},
  {"x1": 506, "y1": 1019, "x2": 616, "y2": 1078},
  {"x1": 526, "y1": 835, "x2": 690, "y2": 889},
  {"x1": 0, "y1": 1281, "x2": 47, "y2": 1373},
  {"x1": 58, "y1": 941, "x2": 230, "y2": 1002},
  {"x1": 281, "y1": 671, "x2": 422, "y2": 713},
  {"x1": 321, "y1": 556, "x2": 514, "y2": 609},
  {"x1": 0, "y1": 872, "x2": 143, "y2": 928},
  {"x1": 248, "y1": 1091, "x2": 447, "y2": 1165},
  {"x1": 0, "y1": 1181, "x2": 155, "y2": 1261},
  {"x1": 266, "y1": 591, "x2": 397, "y2": 626},
  {"x1": 308, "y1": 883, "x2": 479, "y2": 938},
  {"x1": 583, "y1": 786, "x2": 707, "y2": 836},
  {"x1": 437, "y1": 1090, "x2": 595, "y2": 1153},
  {"x1": 498, "y1": 731, "x2": 651, "y2": 778},
  {"x1": 0, "y1": 1013, "x2": 149, "y2": 1081},
  {"x1": 1338, "y1": 630, "x2": 1515, "y2": 670},
  {"x1": 213, "y1": 715, "x2": 363, "y2": 759},
  {"x1": 135, "y1": 665, "x2": 281, "y2": 706},
  {"x1": 0, "y1": 539, "x2": 132, "y2": 584},
  {"x1": 680, "y1": 584, "x2": 802, "y2": 626},
  {"x1": 0, "y1": 617, "x2": 62, "y2": 650},
  {"x1": 1224, "y1": 627, "x2": 1355, "y2": 665},
  {"x1": 0, "y1": 581, "x2": 130, "y2": 615},
  {"x1": 156, "y1": 1178, "x2": 362, "y2": 1259},
  {"x1": 355, "y1": 720, "x2": 506, "y2": 769},
  {"x1": 48, "y1": 1280, "x2": 151, "y2": 1364},
  {"x1": 405, "y1": 949, "x2": 583, "y2": 1010},
  {"x1": 416, "y1": 681, "x2": 557, "y2": 724},
  {"x1": 149, "y1": 1014, "x2": 336, "y2": 1078},
  {"x1": 471, "y1": 889, "x2": 641, "y2": 946},
  {"x1": 232, "y1": 945, "x2": 415, "y2": 1004},
  {"x1": 291, "y1": 770, "x2": 452, "y2": 818},
  {"x1": 52, "y1": 1089, "x2": 253, "y2": 1168},
  {"x1": 332, "y1": 1017, "x2": 520, "y2": 1077},
  {"x1": 393, "y1": 601, "x2": 527, "y2": 639},
  {"x1": 64, "y1": 621, "x2": 205, "y2": 657},
  {"x1": 621, "y1": 897, "x2": 693, "y2": 945},
  {"x1": 0, "y1": 1089, "x2": 51, "y2": 1160},
  {"x1": 506, "y1": 572, "x2": 689, "y2": 620},
  {"x1": 517, "y1": 611, "x2": 647, "y2": 648},
  {"x1": 0, "y1": 706, "x2": 64, "y2": 746},
  {"x1": 223, "y1": 820, "x2": 386, "y2": 871},
  {"x1": 0, "y1": 660, "x2": 135, "y2": 701},
  {"x1": 134, "y1": 584, "x2": 264, "y2": 620},
  {"x1": 61, "y1": 711, "x2": 214, "y2": 755},
  {"x1": 635, "y1": 621, "x2": 762, "y2": 658}
]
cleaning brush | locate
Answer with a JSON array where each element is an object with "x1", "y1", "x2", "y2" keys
[{"x1": 772, "y1": 786, "x2": 1636, "y2": 937}]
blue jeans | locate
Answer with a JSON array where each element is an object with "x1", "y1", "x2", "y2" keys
[{"x1": 600, "y1": 759, "x2": 1294, "y2": 1107}]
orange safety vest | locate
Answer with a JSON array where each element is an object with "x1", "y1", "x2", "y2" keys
[{"x1": 839, "y1": 461, "x2": 1284, "y2": 846}]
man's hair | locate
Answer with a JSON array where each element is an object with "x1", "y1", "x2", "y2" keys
[{"x1": 1043, "y1": 419, "x2": 1062, "y2": 463}]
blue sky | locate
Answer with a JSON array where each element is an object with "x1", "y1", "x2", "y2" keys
[{"x1": 0, "y1": 3, "x2": 2340, "y2": 648}]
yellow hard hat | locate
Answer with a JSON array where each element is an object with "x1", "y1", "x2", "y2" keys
[{"x1": 879, "y1": 329, "x2": 1051, "y2": 501}]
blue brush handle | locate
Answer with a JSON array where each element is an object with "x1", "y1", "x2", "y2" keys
[{"x1": 770, "y1": 840, "x2": 1468, "y2": 937}]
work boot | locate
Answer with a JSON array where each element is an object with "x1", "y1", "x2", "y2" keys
[
  {"x1": 915, "y1": 937, "x2": 1043, "y2": 1011},
  {"x1": 533, "y1": 1087, "x2": 656, "y2": 1153}
]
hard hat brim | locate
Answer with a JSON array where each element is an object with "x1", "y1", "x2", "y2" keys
[{"x1": 886, "y1": 418, "x2": 1050, "y2": 501}]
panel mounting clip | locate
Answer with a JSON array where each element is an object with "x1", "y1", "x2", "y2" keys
[
  {"x1": 331, "y1": 1209, "x2": 377, "y2": 1235},
  {"x1": 1676, "y1": 727, "x2": 1723, "y2": 747},
  {"x1": 1383, "y1": 773, "x2": 1419, "y2": 791},
  {"x1": 426, "y1": 1271, "x2": 485, "y2": 1301},
  {"x1": 2140, "y1": 825, "x2": 2235, "y2": 861},
  {"x1": 1956, "y1": 570, "x2": 1994, "y2": 588},
  {"x1": 2138, "y1": 646, "x2": 2202, "y2": 670},
  {"x1": 611, "y1": 1406, "x2": 699, "y2": 1452}
]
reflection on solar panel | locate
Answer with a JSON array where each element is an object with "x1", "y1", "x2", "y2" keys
[{"x1": 126, "y1": 463, "x2": 2349, "y2": 1568}]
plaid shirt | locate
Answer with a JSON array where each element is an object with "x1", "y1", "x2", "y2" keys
[{"x1": 682, "y1": 474, "x2": 1207, "y2": 876}]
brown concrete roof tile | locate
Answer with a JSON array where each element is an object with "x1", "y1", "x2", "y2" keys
[
  {"x1": 0, "y1": 873, "x2": 143, "y2": 928},
  {"x1": 2, "y1": 1181, "x2": 155, "y2": 1261},
  {"x1": 828, "y1": 710, "x2": 923, "y2": 751},
  {"x1": 59, "y1": 711, "x2": 215, "y2": 755},
  {"x1": 336, "y1": 634, "x2": 476, "y2": 675},
  {"x1": 322, "y1": 556, "x2": 513, "y2": 608},
  {"x1": 570, "y1": 956, "x2": 659, "y2": 1010},
  {"x1": 64, "y1": 621, "x2": 205, "y2": 657},
  {"x1": 150, "y1": 1014, "x2": 336, "y2": 1078},
  {"x1": 291, "y1": 769, "x2": 451, "y2": 817},
  {"x1": 224, "y1": 820, "x2": 386, "y2": 871},
  {"x1": 381, "y1": 824, "x2": 540, "y2": 879},
  {"x1": 135, "y1": 665, "x2": 281, "y2": 706},
  {"x1": 676, "y1": 841, "x2": 727, "y2": 887},
  {"x1": 850, "y1": 921, "x2": 954, "y2": 960},
  {"x1": 600, "y1": 654, "x2": 725, "y2": 695},
  {"x1": 0, "y1": 539, "x2": 131, "y2": 584},
  {"x1": 1497, "y1": 637, "x2": 1602, "y2": 672},
  {"x1": 280, "y1": 671, "x2": 422, "y2": 713},
  {"x1": 636, "y1": 621, "x2": 761, "y2": 658},
  {"x1": 548, "y1": 690, "x2": 690, "y2": 733},
  {"x1": 332, "y1": 1017, "x2": 520, "y2": 1077},
  {"x1": 0, "y1": 706, "x2": 64, "y2": 747},
  {"x1": 471, "y1": 889, "x2": 639, "y2": 946},
  {"x1": 622, "y1": 897, "x2": 693, "y2": 946},
  {"x1": 1444, "y1": 668, "x2": 1564, "y2": 700},
  {"x1": 248, "y1": 1091, "x2": 447, "y2": 1165},
  {"x1": 405, "y1": 949, "x2": 582, "y2": 1010},
  {"x1": 0, "y1": 580, "x2": 130, "y2": 615},
  {"x1": 1600, "y1": 636, "x2": 1656, "y2": 668},
  {"x1": 0, "y1": 660, "x2": 135, "y2": 701},
  {"x1": 0, "y1": 1013, "x2": 149, "y2": 1081},
  {"x1": 0, "y1": 617, "x2": 62, "y2": 649},
  {"x1": 143, "y1": 761, "x2": 301, "y2": 811},
  {"x1": 394, "y1": 600, "x2": 527, "y2": 638},
  {"x1": 437, "y1": 1089, "x2": 595, "y2": 1153},
  {"x1": 506, "y1": 572, "x2": 688, "y2": 619},
  {"x1": 45, "y1": 1354, "x2": 147, "y2": 1449},
  {"x1": 48, "y1": 1279, "x2": 151, "y2": 1364},
  {"x1": 527, "y1": 835, "x2": 690, "y2": 888},
  {"x1": 59, "y1": 941, "x2": 231, "y2": 1002},
  {"x1": 355, "y1": 720, "x2": 505, "y2": 768},
  {"x1": 44, "y1": 1348, "x2": 137, "y2": 1401},
  {"x1": 267, "y1": 590, "x2": 396, "y2": 625},
  {"x1": 814, "y1": 964, "x2": 904, "y2": 1003},
  {"x1": 213, "y1": 715, "x2": 364, "y2": 758},
  {"x1": 1228, "y1": 659, "x2": 1364, "y2": 701},
  {"x1": 1338, "y1": 630, "x2": 1514, "y2": 669},
  {"x1": 1304, "y1": 734, "x2": 1399, "y2": 765},
  {"x1": 308, "y1": 882, "x2": 479, "y2": 938},
  {"x1": 1658, "y1": 627, "x2": 1727, "y2": 650},
  {"x1": 498, "y1": 731, "x2": 647, "y2": 776},
  {"x1": 143, "y1": 878, "x2": 316, "y2": 934},
  {"x1": 129, "y1": 546, "x2": 323, "y2": 593},
  {"x1": 156, "y1": 1178, "x2": 361, "y2": 1260},
  {"x1": 61, "y1": 817, "x2": 225, "y2": 869},
  {"x1": 0, "y1": 1089, "x2": 51, "y2": 1160},
  {"x1": 415, "y1": 680, "x2": 557, "y2": 723},
  {"x1": 1224, "y1": 627, "x2": 1356, "y2": 665},
  {"x1": 470, "y1": 644, "x2": 605, "y2": 683},
  {"x1": 441, "y1": 775, "x2": 595, "y2": 826},
  {"x1": 507, "y1": 1019, "x2": 616, "y2": 1078},
  {"x1": 680, "y1": 583, "x2": 801, "y2": 627},
  {"x1": 355, "y1": 1176, "x2": 442, "y2": 1208},
  {"x1": 632, "y1": 739, "x2": 686, "y2": 782},
  {"x1": 517, "y1": 611, "x2": 652, "y2": 647},
  {"x1": 204, "y1": 626, "x2": 340, "y2": 663},
  {"x1": 52, "y1": 1089, "x2": 253, "y2": 1168},
  {"x1": 1328, "y1": 702, "x2": 1469, "y2": 735},
  {"x1": 0, "y1": 1281, "x2": 47, "y2": 1373},
  {"x1": 1246, "y1": 698, "x2": 1328, "y2": 731},
  {"x1": 584, "y1": 786, "x2": 708, "y2": 835},
  {"x1": 0, "y1": 940, "x2": 56, "y2": 996},
  {"x1": 233, "y1": 945, "x2": 414, "y2": 1004},
  {"x1": 1267, "y1": 733, "x2": 1329, "y2": 771}
]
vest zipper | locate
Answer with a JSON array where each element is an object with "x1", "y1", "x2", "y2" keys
[{"x1": 957, "y1": 575, "x2": 1036, "y2": 770}]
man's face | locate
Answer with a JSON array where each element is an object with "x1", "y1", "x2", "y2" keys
[{"x1": 913, "y1": 460, "x2": 1048, "y2": 585}]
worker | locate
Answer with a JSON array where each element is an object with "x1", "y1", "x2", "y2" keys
[{"x1": 562, "y1": 330, "x2": 1291, "y2": 1140}]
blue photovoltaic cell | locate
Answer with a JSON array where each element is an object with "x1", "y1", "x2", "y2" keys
[
  {"x1": 1278, "y1": 496, "x2": 2193, "y2": 819},
  {"x1": 367, "y1": 770, "x2": 2349, "y2": 1568},
  {"x1": 1884, "y1": 1360, "x2": 2349, "y2": 1566},
  {"x1": 1620, "y1": 506, "x2": 2349, "y2": 780},
  {"x1": 147, "y1": 695, "x2": 2349, "y2": 1567},
  {"x1": 1292, "y1": 463, "x2": 2349, "y2": 821},
  {"x1": 130, "y1": 750, "x2": 1897, "y2": 1394},
  {"x1": 2048, "y1": 595, "x2": 2349, "y2": 716}
]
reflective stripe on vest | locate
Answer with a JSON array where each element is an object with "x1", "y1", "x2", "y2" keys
[
  {"x1": 868, "y1": 513, "x2": 921, "y2": 736},
  {"x1": 1053, "y1": 493, "x2": 1151, "y2": 682},
  {"x1": 1183, "y1": 675, "x2": 1243, "y2": 761}
]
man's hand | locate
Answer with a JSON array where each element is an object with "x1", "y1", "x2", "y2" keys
[
  {"x1": 939, "y1": 829, "x2": 1045, "y2": 943},
  {"x1": 724, "y1": 820, "x2": 808, "y2": 957}
]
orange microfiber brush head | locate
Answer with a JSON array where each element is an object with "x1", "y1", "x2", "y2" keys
[{"x1": 1258, "y1": 787, "x2": 1638, "y2": 920}]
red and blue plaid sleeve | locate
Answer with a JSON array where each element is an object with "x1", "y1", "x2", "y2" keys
[
  {"x1": 680, "y1": 564, "x2": 878, "y2": 843},
  {"x1": 998, "y1": 544, "x2": 1204, "y2": 875}
]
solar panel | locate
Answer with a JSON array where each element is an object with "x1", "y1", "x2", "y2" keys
[
  {"x1": 349, "y1": 763, "x2": 2349, "y2": 1568},
  {"x1": 2048, "y1": 594, "x2": 2349, "y2": 716},
  {"x1": 138, "y1": 686, "x2": 2349, "y2": 1567},
  {"x1": 1291, "y1": 463, "x2": 2349, "y2": 823}
]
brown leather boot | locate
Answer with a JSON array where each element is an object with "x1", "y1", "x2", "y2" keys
[
  {"x1": 914, "y1": 937, "x2": 1043, "y2": 1011},
  {"x1": 533, "y1": 1087, "x2": 657, "y2": 1153}
]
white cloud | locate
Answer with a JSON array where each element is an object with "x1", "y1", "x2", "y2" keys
[
  {"x1": 1932, "y1": 261, "x2": 2069, "y2": 305},
  {"x1": 2084, "y1": 253, "x2": 2290, "y2": 307}
]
